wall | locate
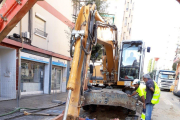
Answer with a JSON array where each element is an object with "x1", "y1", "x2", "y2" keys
[
  {"x1": 109, "y1": 0, "x2": 125, "y2": 45},
  {"x1": 0, "y1": 47, "x2": 16, "y2": 99},
  {"x1": 7, "y1": 0, "x2": 73, "y2": 58}
]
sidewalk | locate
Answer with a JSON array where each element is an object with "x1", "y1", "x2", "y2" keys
[{"x1": 0, "y1": 92, "x2": 67, "y2": 120}]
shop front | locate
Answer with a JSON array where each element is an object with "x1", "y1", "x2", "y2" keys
[
  {"x1": 21, "y1": 52, "x2": 50, "y2": 95},
  {"x1": 51, "y1": 57, "x2": 67, "y2": 93}
]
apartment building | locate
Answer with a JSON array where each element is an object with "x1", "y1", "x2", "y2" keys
[
  {"x1": 120, "y1": 0, "x2": 135, "y2": 42},
  {"x1": 0, "y1": 0, "x2": 73, "y2": 100}
]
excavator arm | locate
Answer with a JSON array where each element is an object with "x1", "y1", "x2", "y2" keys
[
  {"x1": 0, "y1": 0, "x2": 42, "y2": 43},
  {"x1": 64, "y1": 3, "x2": 118, "y2": 120}
]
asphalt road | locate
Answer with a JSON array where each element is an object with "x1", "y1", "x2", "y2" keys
[{"x1": 152, "y1": 91, "x2": 180, "y2": 120}]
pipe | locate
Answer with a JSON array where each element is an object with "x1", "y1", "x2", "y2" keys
[
  {"x1": 0, "y1": 102, "x2": 66, "y2": 117},
  {"x1": 63, "y1": 90, "x2": 72, "y2": 120},
  {"x1": 17, "y1": 20, "x2": 23, "y2": 107}
]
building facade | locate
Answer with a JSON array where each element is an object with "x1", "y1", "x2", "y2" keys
[
  {"x1": 120, "y1": 0, "x2": 135, "y2": 42},
  {"x1": 0, "y1": 0, "x2": 73, "y2": 100}
]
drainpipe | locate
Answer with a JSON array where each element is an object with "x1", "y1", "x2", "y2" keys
[
  {"x1": 17, "y1": 20, "x2": 23, "y2": 108},
  {"x1": 49, "y1": 57, "x2": 52, "y2": 94}
]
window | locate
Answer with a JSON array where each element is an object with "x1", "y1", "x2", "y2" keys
[
  {"x1": 127, "y1": 23, "x2": 129, "y2": 31},
  {"x1": 126, "y1": 2, "x2": 129, "y2": 11},
  {"x1": 34, "y1": 13, "x2": 47, "y2": 38},
  {"x1": 123, "y1": 32, "x2": 126, "y2": 40},
  {"x1": 129, "y1": 28, "x2": 131, "y2": 35},
  {"x1": 73, "y1": 5, "x2": 77, "y2": 16},
  {"x1": 120, "y1": 42, "x2": 142, "y2": 80},
  {"x1": 132, "y1": 3, "x2": 134, "y2": 10},
  {"x1": 129, "y1": 9, "x2": 131, "y2": 17},
  {"x1": 124, "y1": 17, "x2": 127, "y2": 26},
  {"x1": 159, "y1": 74, "x2": 175, "y2": 79},
  {"x1": 123, "y1": 11, "x2": 125, "y2": 20},
  {"x1": 21, "y1": 61, "x2": 45, "y2": 92},
  {"x1": 131, "y1": 15, "x2": 133, "y2": 23}
]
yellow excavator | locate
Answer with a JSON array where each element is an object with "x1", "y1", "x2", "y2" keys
[
  {"x1": 64, "y1": 3, "x2": 151, "y2": 120},
  {"x1": 0, "y1": 1, "x2": 150, "y2": 120}
]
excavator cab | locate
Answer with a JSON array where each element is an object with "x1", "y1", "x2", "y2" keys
[{"x1": 118, "y1": 40, "x2": 146, "y2": 86}]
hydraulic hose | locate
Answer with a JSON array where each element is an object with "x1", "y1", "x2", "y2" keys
[{"x1": 0, "y1": 102, "x2": 66, "y2": 117}]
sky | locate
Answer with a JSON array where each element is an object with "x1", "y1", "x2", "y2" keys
[
  {"x1": 130, "y1": 0, "x2": 180, "y2": 73},
  {"x1": 107, "y1": 0, "x2": 180, "y2": 73}
]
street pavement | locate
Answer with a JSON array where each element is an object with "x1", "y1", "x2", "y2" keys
[
  {"x1": 152, "y1": 90, "x2": 180, "y2": 120},
  {"x1": 0, "y1": 93, "x2": 67, "y2": 120},
  {"x1": 1, "y1": 91, "x2": 180, "y2": 120}
]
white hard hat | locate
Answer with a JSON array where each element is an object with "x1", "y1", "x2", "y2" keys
[{"x1": 132, "y1": 79, "x2": 140, "y2": 85}]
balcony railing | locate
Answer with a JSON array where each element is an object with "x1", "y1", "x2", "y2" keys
[{"x1": 34, "y1": 28, "x2": 48, "y2": 38}]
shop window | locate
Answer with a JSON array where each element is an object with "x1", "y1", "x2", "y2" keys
[{"x1": 21, "y1": 61, "x2": 45, "y2": 92}]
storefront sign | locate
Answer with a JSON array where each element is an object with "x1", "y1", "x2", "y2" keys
[
  {"x1": 21, "y1": 52, "x2": 49, "y2": 63},
  {"x1": 52, "y1": 57, "x2": 67, "y2": 67}
]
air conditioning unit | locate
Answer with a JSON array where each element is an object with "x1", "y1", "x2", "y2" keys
[{"x1": 22, "y1": 31, "x2": 30, "y2": 39}]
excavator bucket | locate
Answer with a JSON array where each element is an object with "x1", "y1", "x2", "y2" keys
[{"x1": 82, "y1": 89, "x2": 143, "y2": 113}]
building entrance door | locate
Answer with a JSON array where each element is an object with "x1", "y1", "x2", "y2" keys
[{"x1": 51, "y1": 67, "x2": 62, "y2": 93}]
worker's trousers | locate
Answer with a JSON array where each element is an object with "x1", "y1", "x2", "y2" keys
[{"x1": 145, "y1": 103, "x2": 154, "y2": 120}]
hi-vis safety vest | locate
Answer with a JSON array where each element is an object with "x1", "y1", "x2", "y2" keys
[
  {"x1": 136, "y1": 84, "x2": 146, "y2": 99},
  {"x1": 151, "y1": 81, "x2": 160, "y2": 104}
]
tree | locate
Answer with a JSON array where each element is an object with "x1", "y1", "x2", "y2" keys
[
  {"x1": 151, "y1": 59, "x2": 155, "y2": 72},
  {"x1": 172, "y1": 63, "x2": 177, "y2": 71},
  {"x1": 147, "y1": 59, "x2": 152, "y2": 73},
  {"x1": 71, "y1": 0, "x2": 109, "y2": 59},
  {"x1": 90, "y1": 43, "x2": 103, "y2": 60},
  {"x1": 72, "y1": 0, "x2": 109, "y2": 22}
]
